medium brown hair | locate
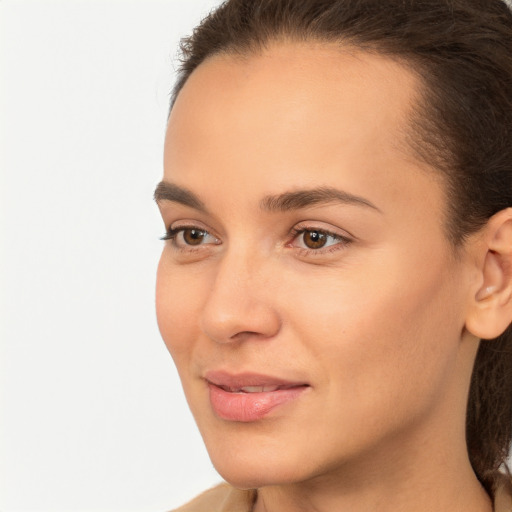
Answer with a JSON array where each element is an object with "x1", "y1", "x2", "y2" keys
[{"x1": 169, "y1": 0, "x2": 512, "y2": 495}]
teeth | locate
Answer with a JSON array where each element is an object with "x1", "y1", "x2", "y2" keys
[{"x1": 238, "y1": 385, "x2": 280, "y2": 393}]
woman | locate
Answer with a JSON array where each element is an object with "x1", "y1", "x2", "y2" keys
[{"x1": 154, "y1": 0, "x2": 512, "y2": 510}]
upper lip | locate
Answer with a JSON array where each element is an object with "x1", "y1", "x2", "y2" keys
[{"x1": 205, "y1": 370, "x2": 309, "y2": 391}]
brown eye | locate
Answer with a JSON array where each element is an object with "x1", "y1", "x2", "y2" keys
[
  {"x1": 302, "y1": 230, "x2": 327, "y2": 249},
  {"x1": 289, "y1": 226, "x2": 351, "y2": 253},
  {"x1": 161, "y1": 225, "x2": 221, "y2": 251},
  {"x1": 182, "y1": 228, "x2": 206, "y2": 245}
]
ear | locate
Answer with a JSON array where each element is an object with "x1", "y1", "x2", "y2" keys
[{"x1": 465, "y1": 208, "x2": 512, "y2": 340}]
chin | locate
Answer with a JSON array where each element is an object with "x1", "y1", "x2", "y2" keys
[
  {"x1": 212, "y1": 456, "x2": 308, "y2": 490},
  {"x1": 202, "y1": 428, "x2": 324, "y2": 490}
]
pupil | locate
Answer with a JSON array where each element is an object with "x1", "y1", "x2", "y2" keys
[
  {"x1": 304, "y1": 230, "x2": 326, "y2": 249},
  {"x1": 184, "y1": 229, "x2": 204, "y2": 245}
]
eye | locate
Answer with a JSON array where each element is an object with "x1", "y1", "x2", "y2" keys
[
  {"x1": 299, "y1": 230, "x2": 332, "y2": 249},
  {"x1": 289, "y1": 226, "x2": 352, "y2": 253},
  {"x1": 179, "y1": 228, "x2": 208, "y2": 246},
  {"x1": 161, "y1": 226, "x2": 220, "y2": 249}
]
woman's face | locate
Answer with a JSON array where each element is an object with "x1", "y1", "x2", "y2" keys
[{"x1": 156, "y1": 43, "x2": 477, "y2": 488}]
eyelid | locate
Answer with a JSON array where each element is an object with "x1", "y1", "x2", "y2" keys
[
  {"x1": 161, "y1": 222, "x2": 221, "y2": 248},
  {"x1": 161, "y1": 218, "x2": 217, "y2": 238},
  {"x1": 287, "y1": 223, "x2": 354, "y2": 255}
]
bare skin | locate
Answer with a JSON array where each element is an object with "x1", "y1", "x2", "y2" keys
[{"x1": 156, "y1": 41, "x2": 512, "y2": 512}]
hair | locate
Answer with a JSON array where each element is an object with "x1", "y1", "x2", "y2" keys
[{"x1": 169, "y1": 0, "x2": 512, "y2": 496}]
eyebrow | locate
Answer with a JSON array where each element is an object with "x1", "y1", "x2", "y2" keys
[
  {"x1": 154, "y1": 181, "x2": 380, "y2": 214},
  {"x1": 154, "y1": 181, "x2": 207, "y2": 212},
  {"x1": 260, "y1": 187, "x2": 381, "y2": 213}
]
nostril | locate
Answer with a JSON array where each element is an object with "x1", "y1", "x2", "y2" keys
[{"x1": 230, "y1": 330, "x2": 270, "y2": 342}]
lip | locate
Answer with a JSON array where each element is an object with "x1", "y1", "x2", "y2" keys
[{"x1": 205, "y1": 371, "x2": 310, "y2": 422}]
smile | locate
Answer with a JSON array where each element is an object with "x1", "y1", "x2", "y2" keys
[
  {"x1": 218, "y1": 384, "x2": 300, "y2": 393},
  {"x1": 205, "y1": 371, "x2": 310, "y2": 422}
]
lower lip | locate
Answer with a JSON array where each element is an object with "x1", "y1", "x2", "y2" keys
[{"x1": 208, "y1": 383, "x2": 308, "y2": 422}]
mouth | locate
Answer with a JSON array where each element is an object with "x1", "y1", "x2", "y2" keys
[
  {"x1": 205, "y1": 371, "x2": 310, "y2": 422},
  {"x1": 215, "y1": 383, "x2": 303, "y2": 393}
]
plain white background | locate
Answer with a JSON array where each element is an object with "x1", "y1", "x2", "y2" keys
[{"x1": 1, "y1": 1, "x2": 224, "y2": 510}]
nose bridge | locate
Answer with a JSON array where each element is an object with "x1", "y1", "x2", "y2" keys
[{"x1": 200, "y1": 242, "x2": 280, "y2": 343}]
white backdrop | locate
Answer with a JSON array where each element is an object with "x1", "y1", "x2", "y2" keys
[{"x1": 0, "y1": 1, "x2": 224, "y2": 510}]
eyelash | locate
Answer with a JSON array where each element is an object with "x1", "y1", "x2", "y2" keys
[
  {"x1": 288, "y1": 226, "x2": 353, "y2": 256},
  {"x1": 160, "y1": 225, "x2": 219, "y2": 251},
  {"x1": 160, "y1": 225, "x2": 352, "y2": 256},
  {"x1": 161, "y1": 226, "x2": 199, "y2": 241}
]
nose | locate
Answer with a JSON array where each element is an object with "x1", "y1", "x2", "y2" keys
[{"x1": 200, "y1": 249, "x2": 281, "y2": 344}]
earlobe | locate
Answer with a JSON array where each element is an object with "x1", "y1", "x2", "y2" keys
[{"x1": 465, "y1": 208, "x2": 512, "y2": 340}]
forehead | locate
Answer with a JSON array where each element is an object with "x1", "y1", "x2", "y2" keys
[
  {"x1": 163, "y1": 41, "x2": 444, "y2": 230},
  {"x1": 166, "y1": 41, "x2": 422, "y2": 167}
]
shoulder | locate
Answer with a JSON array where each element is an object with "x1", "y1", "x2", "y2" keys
[{"x1": 170, "y1": 483, "x2": 256, "y2": 512}]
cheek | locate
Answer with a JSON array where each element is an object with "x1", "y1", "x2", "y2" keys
[
  {"x1": 155, "y1": 253, "x2": 202, "y2": 361},
  {"x1": 285, "y1": 250, "x2": 463, "y2": 407}
]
